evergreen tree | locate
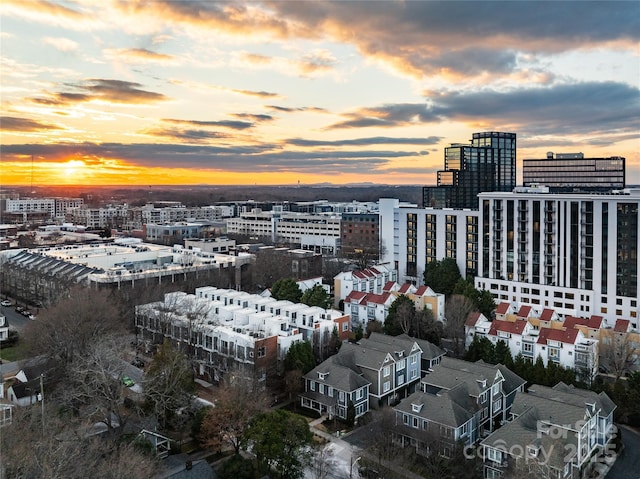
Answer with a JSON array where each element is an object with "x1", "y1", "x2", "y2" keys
[
  {"x1": 423, "y1": 258, "x2": 462, "y2": 296},
  {"x1": 300, "y1": 284, "x2": 331, "y2": 309},
  {"x1": 494, "y1": 340, "x2": 511, "y2": 366},
  {"x1": 466, "y1": 335, "x2": 495, "y2": 363},
  {"x1": 383, "y1": 295, "x2": 416, "y2": 336},
  {"x1": 284, "y1": 340, "x2": 315, "y2": 374},
  {"x1": 271, "y1": 278, "x2": 302, "y2": 303}
]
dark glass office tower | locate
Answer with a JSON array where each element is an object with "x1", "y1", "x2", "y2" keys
[{"x1": 423, "y1": 131, "x2": 516, "y2": 209}]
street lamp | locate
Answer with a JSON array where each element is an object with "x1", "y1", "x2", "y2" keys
[{"x1": 350, "y1": 455, "x2": 362, "y2": 479}]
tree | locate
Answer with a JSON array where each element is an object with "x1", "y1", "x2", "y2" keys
[
  {"x1": 144, "y1": 340, "x2": 195, "y2": 429},
  {"x1": 453, "y1": 278, "x2": 496, "y2": 319},
  {"x1": 310, "y1": 444, "x2": 339, "y2": 479},
  {"x1": 600, "y1": 331, "x2": 639, "y2": 380},
  {"x1": 384, "y1": 295, "x2": 416, "y2": 336},
  {"x1": 271, "y1": 278, "x2": 302, "y2": 303},
  {"x1": 494, "y1": 340, "x2": 512, "y2": 367},
  {"x1": 244, "y1": 409, "x2": 313, "y2": 479},
  {"x1": 217, "y1": 454, "x2": 256, "y2": 479},
  {"x1": 200, "y1": 378, "x2": 268, "y2": 454},
  {"x1": 465, "y1": 335, "x2": 495, "y2": 363},
  {"x1": 284, "y1": 340, "x2": 315, "y2": 374},
  {"x1": 444, "y1": 294, "x2": 475, "y2": 357},
  {"x1": 300, "y1": 284, "x2": 331, "y2": 309},
  {"x1": 346, "y1": 400, "x2": 356, "y2": 427},
  {"x1": 424, "y1": 258, "x2": 462, "y2": 296},
  {"x1": 365, "y1": 320, "x2": 383, "y2": 338},
  {"x1": 1, "y1": 406, "x2": 160, "y2": 479},
  {"x1": 23, "y1": 287, "x2": 126, "y2": 367},
  {"x1": 64, "y1": 337, "x2": 134, "y2": 435}
]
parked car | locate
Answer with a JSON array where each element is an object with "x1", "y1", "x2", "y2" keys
[
  {"x1": 15, "y1": 306, "x2": 24, "y2": 313},
  {"x1": 122, "y1": 376, "x2": 135, "y2": 387},
  {"x1": 28, "y1": 314, "x2": 36, "y2": 320},
  {"x1": 1, "y1": 300, "x2": 12, "y2": 307},
  {"x1": 21, "y1": 310, "x2": 33, "y2": 317}
]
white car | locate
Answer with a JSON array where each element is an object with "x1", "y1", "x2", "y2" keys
[{"x1": 1, "y1": 300, "x2": 11, "y2": 307}]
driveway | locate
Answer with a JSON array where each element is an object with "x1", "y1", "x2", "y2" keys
[{"x1": 606, "y1": 424, "x2": 640, "y2": 479}]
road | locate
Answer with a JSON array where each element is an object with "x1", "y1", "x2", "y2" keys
[
  {"x1": 1, "y1": 304, "x2": 34, "y2": 332},
  {"x1": 606, "y1": 425, "x2": 640, "y2": 479}
]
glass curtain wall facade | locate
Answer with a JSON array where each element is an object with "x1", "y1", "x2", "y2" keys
[{"x1": 423, "y1": 132, "x2": 516, "y2": 209}]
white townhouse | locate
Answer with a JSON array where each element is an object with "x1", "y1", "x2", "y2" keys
[{"x1": 333, "y1": 263, "x2": 397, "y2": 308}]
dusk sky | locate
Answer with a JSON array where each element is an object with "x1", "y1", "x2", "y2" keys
[{"x1": 1, "y1": 1, "x2": 638, "y2": 187}]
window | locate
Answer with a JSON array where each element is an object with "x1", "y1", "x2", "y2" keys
[
  {"x1": 410, "y1": 355, "x2": 417, "y2": 365},
  {"x1": 257, "y1": 346, "x2": 266, "y2": 358},
  {"x1": 486, "y1": 448, "x2": 502, "y2": 463},
  {"x1": 397, "y1": 359, "x2": 406, "y2": 369},
  {"x1": 339, "y1": 391, "x2": 345, "y2": 401},
  {"x1": 413, "y1": 416, "x2": 419, "y2": 429},
  {"x1": 342, "y1": 322, "x2": 348, "y2": 332},
  {"x1": 327, "y1": 387, "x2": 333, "y2": 397},
  {"x1": 383, "y1": 381, "x2": 391, "y2": 393},
  {"x1": 383, "y1": 366, "x2": 390, "y2": 377},
  {"x1": 310, "y1": 381, "x2": 315, "y2": 391}
]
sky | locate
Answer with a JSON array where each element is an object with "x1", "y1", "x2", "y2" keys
[{"x1": 1, "y1": 1, "x2": 639, "y2": 187}]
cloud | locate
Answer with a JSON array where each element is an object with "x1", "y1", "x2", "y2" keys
[
  {"x1": 103, "y1": 48, "x2": 176, "y2": 64},
  {"x1": 163, "y1": 118, "x2": 256, "y2": 130},
  {"x1": 0, "y1": 116, "x2": 64, "y2": 132},
  {"x1": 231, "y1": 113, "x2": 274, "y2": 123},
  {"x1": 230, "y1": 88, "x2": 280, "y2": 98},
  {"x1": 42, "y1": 36, "x2": 79, "y2": 52},
  {"x1": 286, "y1": 136, "x2": 441, "y2": 147},
  {"x1": 326, "y1": 103, "x2": 442, "y2": 129},
  {"x1": 142, "y1": 127, "x2": 231, "y2": 142},
  {"x1": 0, "y1": 142, "x2": 420, "y2": 175},
  {"x1": 30, "y1": 79, "x2": 168, "y2": 106},
  {"x1": 267, "y1": 105, "x2": 327, "y2": 113},
  {"x1": 326, "y1": 81, "x2": 640, "y2": 138}
]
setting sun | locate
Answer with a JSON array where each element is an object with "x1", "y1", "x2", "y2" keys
[{"x1": 64, "y1": 160, "x2": 85, "y2": 179}]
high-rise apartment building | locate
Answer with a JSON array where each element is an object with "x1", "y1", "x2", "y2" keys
[
  {"x1": 523, "y1": 152, "x2": 625, "y2": 192},
  {"x1": 423, "y1": 132, "x2": 516, "y2": 209},
  {"x1": 475, "y1": 187, "x2": 639, "y2": 328}
]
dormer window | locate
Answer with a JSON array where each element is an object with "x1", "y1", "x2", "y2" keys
[
  {"x1": 527, "y1": 446, "x2": 539, "y2": 457},
  {"x1": 318, "y1": 372, "x2": 328, "y2": 381},
  {"x1": 411, "y1": 403, "x2": 423, "y2": 413},
  {"x1": 396, "y1": 350, "x2": 404, "y2": 358}
]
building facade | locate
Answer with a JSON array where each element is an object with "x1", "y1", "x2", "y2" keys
[
  {"x1": 379, "y1": 198, "x2": 480, "y2": 285},
  {"x1": 423, "y1": 132, "x2": 516, "y2": 209},
  {"x1": 340, "y1": 212, "x2": 380, "y2": 259},
  {"x1": 475, "y1": 188, "x2": 640, "y2": 329},
  {"x1": 523, "y1": 152, "x2": 625, "y2": 192}
]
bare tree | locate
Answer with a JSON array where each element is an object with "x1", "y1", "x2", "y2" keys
[
  {"x1": 144, "y1": 340, "x2": 195, "y2": 429},
  {"x1": 199, "y1": 375, "x2": 269, "y2": 454},
  {"x1": 600, "y1": 331, "x2": 639, "y2": 380},
  {"x1": 64, "y1": 336, "x2": 133, "y2": 435},
  {"x1": 1, "y1": 406, "x2": 160, "y2": 479},
  {"x1": 310, "y1": 444, "x2": 340, "y2": 479},
  {"x1": 23, "y1": 286, "x2": 127, "y2": 366},
  {"x1": 444, "y1": 294, "x2": 475, "y2": 357}
]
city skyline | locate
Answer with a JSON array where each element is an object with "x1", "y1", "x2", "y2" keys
[{"x1": 1, "y1": 1, "x2": 638, "y2": 187}]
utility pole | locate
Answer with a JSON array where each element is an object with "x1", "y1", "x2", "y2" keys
[{"x1": 40, "y1": 373, "x2": 45, "y2": 435}]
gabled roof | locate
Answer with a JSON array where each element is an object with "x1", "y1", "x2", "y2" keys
[
  {"x1": 397, "y1": 334, "x2": 445, "y2": 361},
  {"x1": 304, "y1": 353, "x2": 371, "y2": 393},
  {"x1": 395, "y1": 385, "x2": 475, "y2": 428},
  {"x1": 382, "y1": 281, "x2": 397, "y2": 292},
  {"x1": 536, "y1": 327, "x2": 579, "y2": 345},
  {"x1": 488, "y1": 319, "x2": 527, "y2": 336},
  {"x1": 397, "y1": 283, "x2": 413, "y2": 294},
  {"x1": 516, "y1": 305, "x2": 532, "y2": 318},
  {"x1": 539, "y1": 308, "x2": 557, "y2": 321},
  {"x1": 465, "y1": 312, "x2": 482, "y2": 327},
  {"x1": 564, "y1": 315, "x2": 603, "y2": 331},
  {"x1": 345, "y1": 291, "x2": 367, "y2": 303},
  {"x1": 495, "y1": 302, "x2": 510, "y2": 315},
  {"x1": 614, "y1": 319, "x2": 630, "y2": 333},
  {"x1": 549, "y1": 382, "x2": 616, "y2": 416}
]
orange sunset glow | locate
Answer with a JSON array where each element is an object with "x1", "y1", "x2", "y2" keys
[{"x1": 1, "y1": 1, "x2": 638, "y2": 187}]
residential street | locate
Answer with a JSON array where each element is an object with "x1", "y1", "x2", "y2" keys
[{"x1": 606, "y1": 425, "x2": 640, "y2": 479}]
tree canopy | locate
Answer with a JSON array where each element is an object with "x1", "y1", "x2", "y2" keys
[
  {"x1": 423, "y1": 258, "x2": 462, "y2": 296},
  {"x1": 453, "y1": 278, "x2": 496, "y2": 319},
  {"x1": 284, "y1": 340, "x2": 315, "y2": 374},
  {"x1": 271, "y1": 278, "x2": 302, "y2": 303},
  {"x1": 300, "y1": 284, "x2": 331, "y2": 309},
  {"x1": 244, "y1": 409, "x2": 313, "y2": 479}
]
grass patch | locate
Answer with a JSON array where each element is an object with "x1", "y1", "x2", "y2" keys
[{"x1": 0, "y1": 342, "x2": 27, "y2": 362}]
